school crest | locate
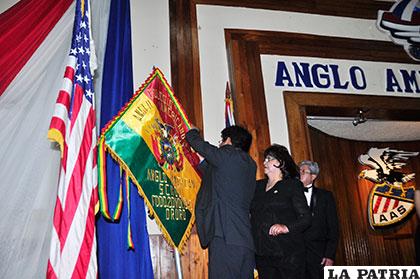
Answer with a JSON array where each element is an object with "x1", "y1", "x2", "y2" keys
[
  {"x1": 151, "y1": 119, "x2": 184, "y2": 171},
  {"x1": 377, "y1": 0, "x2": 420, "y2": 61},
  {"x1": 358, "y1": 147, "x2": 418, "y2": 229}
]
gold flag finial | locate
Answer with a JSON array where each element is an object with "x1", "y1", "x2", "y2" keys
[{"x1": 80, "y1": 0, "x2": 85, "y2": 17}]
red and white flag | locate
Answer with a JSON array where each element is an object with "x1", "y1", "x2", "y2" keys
[
  {"x1": 225, "y1": 81, "x2": 235, "y2": 127},
  {"x1": 47, "y1": 0, "x2": 98, "y2": 278}
]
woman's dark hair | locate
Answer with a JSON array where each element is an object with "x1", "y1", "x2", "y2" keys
[
  {"x1": 221, "y1": 125, "x2": 252, "y2": 152},
  {"x1": 264, "y1": 144, "x2": 299, "y2": 179}
]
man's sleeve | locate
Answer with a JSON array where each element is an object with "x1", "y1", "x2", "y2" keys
[
  {"x1": 185, "y1": 128, "x2": 223, "y2": 166},
  {"x1": 324, "y1": 191, "x2": 339, "y2": 260},
  {"x1": 287, "y1": 182, "x2": 312, "y2": 233},
  {"x1": 197, "y1": 160, "x2": 209, "y2": 175}
]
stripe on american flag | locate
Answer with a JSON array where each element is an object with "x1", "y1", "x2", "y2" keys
[{"x1": 47, "y1": 0, "x2": 97, "y2": 278}]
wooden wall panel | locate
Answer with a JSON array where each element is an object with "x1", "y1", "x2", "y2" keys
[
  {"x1": 149, "y1": 234, "x2": 208, "y2": 279},
  {"x1": 194, "y1": 0, "x2": 392, "y2": 19},
  {"x1": 169, "y1": 0, "x2": 203, "y2": 129},
  {"x1": 225, "y1": 33, "x2": 270, "y2": 178},
  {"x1": 310, "y1": 127, "x2": 420, "y2": 265},
  {"x1": 228, "y1": 29, "x2": 414, "y2": 63},
  {"x1": 180, "y1": 234, "x2": 208, "y2": 279}
]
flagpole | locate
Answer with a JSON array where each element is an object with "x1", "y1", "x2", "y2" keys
[{"x1": 174, "y1": 249, "x2": 183, "y2": 279}]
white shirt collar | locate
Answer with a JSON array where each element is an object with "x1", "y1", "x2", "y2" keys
[{"x1": 304, "y1": 184, "x2": 313, "y2": 206}]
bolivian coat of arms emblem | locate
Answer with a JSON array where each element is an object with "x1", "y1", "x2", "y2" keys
[
  {"x1": 358, "y1": 147, "x2": 418, "y2": 229},
  {"x1": 151, "y1": 119, "x2": 184, "y2": 171}
]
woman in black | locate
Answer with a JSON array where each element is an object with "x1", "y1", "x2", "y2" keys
[{"x1": 251, "y1": 144, "x2": 311, "y2": 279}]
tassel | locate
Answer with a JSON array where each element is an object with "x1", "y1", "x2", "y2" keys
[
  {"x1": 126, "y1": 173, "x2": 134, "y2": 249},
  {"x1": 98, "y1": 137, "x2": 124, "y2": 221}
]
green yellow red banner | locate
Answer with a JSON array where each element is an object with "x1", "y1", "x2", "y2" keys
[{"x1": 98, "y1": 68, "x2": 201, "y2": 250}]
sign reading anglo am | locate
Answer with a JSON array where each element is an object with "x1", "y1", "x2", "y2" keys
[{"x1": 274, "y1": 59, "x2": 420, "y2": 94}]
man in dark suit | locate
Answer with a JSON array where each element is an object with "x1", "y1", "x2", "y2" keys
[
  {"x1": 186, "y1": 125, "x2": 256, "y2": 279},
  {"x1": 299, "y1": 160, "x2": 339, "y2": 279}
]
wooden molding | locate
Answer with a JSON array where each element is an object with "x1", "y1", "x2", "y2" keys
[
  {"x1": 193, "y1": 0, "x2": 392, "y2": 19},
  {"x1": 283, "y1": 93, "x2": 313, "y2": 162}
]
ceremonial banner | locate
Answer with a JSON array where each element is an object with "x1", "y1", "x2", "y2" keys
[{"x1": 98, "y1": 68, "x2": 201, "y2": 250}]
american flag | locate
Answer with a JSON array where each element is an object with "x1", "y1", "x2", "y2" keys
[
  {"x1": 225, "y1": 81, "x2": 235, "y2": 127},
  {"x1": 47, "y1": 0, "x2": 98, "y2": 278}
]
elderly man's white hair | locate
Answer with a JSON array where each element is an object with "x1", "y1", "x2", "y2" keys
[{"x1": 299, "y1": 160, "x2": 320, "y2": 175}]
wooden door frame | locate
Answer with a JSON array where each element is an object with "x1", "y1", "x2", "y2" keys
[{"x1": 284, "y1": 92, "x2": 420, "y2": 163}]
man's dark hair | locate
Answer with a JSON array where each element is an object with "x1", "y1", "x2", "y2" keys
[
  {"x1": 221, "y1": 125, "x2": 252, "y2": 152},
  {"x1": 264, "y1": 144, "x2": 299, "y2": 179}
]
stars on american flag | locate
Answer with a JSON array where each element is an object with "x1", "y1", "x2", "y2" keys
[
  {"x1": 80, "y1": 20, "x2": 87, "y2": 29},
  {"x1": 76, "y1": 73, "x2": 83, "y2": 83},
  {"x1": 69, "y1": 9, "x2": 93, "y2": 103},
  {"x1": 85, "y1": 89, "x2": 93, "y2": 99},
  {"x1": 78, "y1": 46, "x2": 85, "y2": 55}
]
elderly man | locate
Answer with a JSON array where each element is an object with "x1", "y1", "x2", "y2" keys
[{"x1": 299, "y1": 160, "x2": 339, "y2": 279}]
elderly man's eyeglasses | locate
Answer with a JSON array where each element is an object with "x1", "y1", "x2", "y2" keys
[{"x1": 300, "y1": 169, "x2": 311, "y2": 175}]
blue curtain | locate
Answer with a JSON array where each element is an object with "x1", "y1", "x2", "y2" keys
[{"x1": 97, "y1": 0, "x2": 154, "y2": 278}]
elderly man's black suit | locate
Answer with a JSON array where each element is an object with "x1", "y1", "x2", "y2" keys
[
  {"x1": 186, "y1": 129, "x2": 256, "y2": 279},
  {"x1": 304, "y1": 186, "x2": 339, "y2": 279}
]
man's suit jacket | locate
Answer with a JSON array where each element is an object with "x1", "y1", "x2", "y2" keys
[
  {"x1": 186, "y1": 129, "x2": 256, "y2": 250},
  {"x1": 304, "y1": 187, "x2": 339, "y2": 260}
]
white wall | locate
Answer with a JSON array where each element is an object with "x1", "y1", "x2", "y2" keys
[
  {"x1": 131, "y1": 0, "x2": 172, "y2": 235},
  {"x1": 0, "y1": 0, "x2": 18, "y2": 13},
  {"x1": 131, "y1": 1, "x2": 171, "y2": 89}
]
